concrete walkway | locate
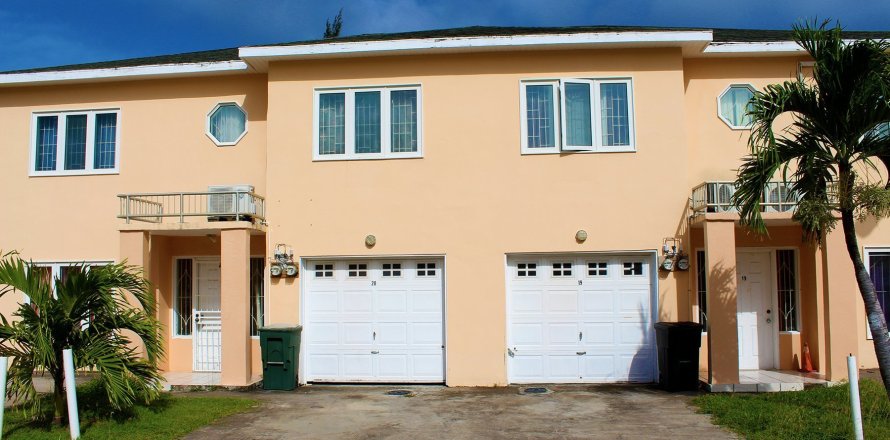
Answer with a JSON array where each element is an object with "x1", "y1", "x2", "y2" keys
[{"x1": 186, "y1": 384, "x2": 734, "y2": 440}]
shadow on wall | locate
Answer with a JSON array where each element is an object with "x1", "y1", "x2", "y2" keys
[
  {"x1": 705, "y1": 262, "x2": 738, "y2": 380},
  {"x1": 628, "y1": 304, "x2": 654, "y2": 382}
]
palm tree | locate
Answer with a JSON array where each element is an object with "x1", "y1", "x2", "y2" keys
[
  {"x1": 733, "y1": 20, "x2": 890, "y2": 397},
  {"x1": 0, "y1": 252, "x2": 164, "y2": 424}
]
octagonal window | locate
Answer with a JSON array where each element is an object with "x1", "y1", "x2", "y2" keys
[
  {"x1": 718, "y1": 85, "x2": 755, "y2": 129},
  {"x1": 207, "y1": 103, "x2": 247, "y2": 146}
]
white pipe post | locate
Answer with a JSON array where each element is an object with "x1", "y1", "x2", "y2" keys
[
  {"x1": 847, "y1": 354, "x2": 864, "y2": 440},
  {"x1": 62, "y1": 349, "x2": 80, "y2": 439},
  {"x1": 0, "y1": 356, "x2": 8, "y2": 439}
]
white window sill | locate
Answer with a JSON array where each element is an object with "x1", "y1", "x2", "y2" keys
[
  {"x1": 520, "y1": 147, "x2": 637, "y2": 155},
  {"x1": 779, "y1": 331, "x2": 801, "y2": 335},
  {"x1": 313, "y1": 153, "x2": 423, "y2": 162},
  {"x1": 251, "y1": 335, "x2": 260, "y2": 340},
  {"x1": 30, "y1": 169, "x2": 119, "y2": 177},
  {"x1": 172, "y1": 335, "x2": 193, "y2": 339}
]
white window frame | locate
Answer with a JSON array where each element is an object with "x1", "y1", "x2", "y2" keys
[
  {"x1": 313, "y1": 84, "x2": 423, "y2": 161},
  {"x1": 205, "y1": 102, "x2": 248, "y2": 147},
  {"x1": 29, "y1": 109, "x2": 121, "y2": 176},
  {"x1": 863, "y1": 246, "x2": 890, "y2": 340},
  {"x1": 520, "y1": 77, "x2": 636, "y2": 155},
  {"x1": 717, "y1": 84, "x2": 756, "y2": 130},
  {"x1": 27, "y1": 261, "x2": 111, "y2": 301}
]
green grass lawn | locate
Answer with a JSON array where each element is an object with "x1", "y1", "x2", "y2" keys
[
  {"x1": 2, "y1": 382, "x2": 258, "y2": 440},
  {"x1": 694, "y1": 379, "x2": 890, "y2": 439}
]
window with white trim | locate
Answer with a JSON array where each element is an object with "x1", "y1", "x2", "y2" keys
[
  {"x1": 416, "y1": 262, "x2": 437, "y2": 277},
  {"x1": 718, "y1": 85, "x2": 755, "y2": 129},
  {"x1": 315, "y1": 85, "x2": 422, "y2": 160},
  {"x1": 206, "y1": 102, "x2": 247, "y2": 146},
  {"x1": 348, "y1": 263, "x2": 368, "y2": 277},
  {"x1": 587, "y1": 262, "x2": 608, "y2": 276},
  {"x1": 520, "y1": 79, "x2": 634, "y2": 154},
  {"x1": 622, "y1": 262, "x2": 644, "y2": 276},
  {"x1": 517, "y1": 263, "x2": 537, "y2": 277},
  {"x1": 31, "y1": 110, "x2": 120, "y2": 175},
  {"x1": 314, "y1": 264, "x2": 334, "y2": 278},
  {"x1": 552, "y1": 262, "x2": 573, "y2": 277},
  {"x1": 382, "y1": 263, "x2": 402, "y2": 277},
  {"x1": 867, "y1": 250, "x2": 890, "y2": 339}
]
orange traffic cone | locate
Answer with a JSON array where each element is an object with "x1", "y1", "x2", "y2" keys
[{"x1": 800, "y1": 342, "x2": 815, "y2": 373}]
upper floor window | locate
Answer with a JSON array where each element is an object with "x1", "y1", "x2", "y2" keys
[
  {"x1": 207, "y1": 102, "x2": 247, "y2": 146},
  {"x1": 718, "y1": 85, "x2": 755, "y2": 129},
  {"x1": 314, "y1": 85, "x2": 422, "y2": 160},
  {"x1": 520, "y1": 78, "x2": 635, "y2": 154},
  {"x1": 31, "y1": 109, "x2": 120, "y2": 176}
]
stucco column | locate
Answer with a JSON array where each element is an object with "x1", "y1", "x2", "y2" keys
[
  {"x1": 221, "y1": 228, "x2": 252, "y2": 386},
  {"x1": 822, "y1": 227, "x2": 860, "y2": 380},
  {"x1": 703, "y1": 219, "x2": 740, "y2": 385},
  {"x1": 119, "y1": 230, "x2": 150, "y2": 357}
]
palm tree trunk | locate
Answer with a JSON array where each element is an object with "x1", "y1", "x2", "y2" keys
[
  {"x1": 840, "y1": 208, "x2": 890, "y2": 397},
  {"x1": 52, "y1": 372, "x2": 66, "y2": 426}
]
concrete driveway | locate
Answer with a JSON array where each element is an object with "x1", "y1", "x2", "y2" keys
[{"x1": 186, "y1": 384, "x2": 734, "y2": 439}]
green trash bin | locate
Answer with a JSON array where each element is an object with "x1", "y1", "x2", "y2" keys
[{"x1": 259, "y1": 324, "x2": 302, "y2": 391}]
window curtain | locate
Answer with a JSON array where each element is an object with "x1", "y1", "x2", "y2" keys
[
  {"x1": 355, "y1": 91, "x2": 381, "y2": 153},
  {"x1": 525, "y1": 85, "x2": 555, "y2": 148},
  {"x1": 600, "y1": 83, "x2": 630, "y2": 146},
  {"x1": 64, "y1": 115, "x2": 87, "y2": 170},
  {"x1": 94, "y1": 113, "x2": 117, "y2": 169},
  {"x1": 35, "y1": 116, "x2": 58, "y2": 171},
  {"x1": 565, "y1": 82, "x2": 593, "y2": 147},
  {"x1": 210, "y1": 105, "x2": 245, "y2": 144},
  {"x1": 390, "y1": 90, "x2": 418, "y2": 152},
  {"x1": 319, "y1": 93, "x2": 346, "y2": 154},
  {"x1": 722, "y1": 87, "x2": 753, "y2": 127}
]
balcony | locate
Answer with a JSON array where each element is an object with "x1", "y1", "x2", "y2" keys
[
  {"x1": 118, "y1": 189, "x2": 266, "y2": 224},
  {"x1": 691, "y1": 181, "x2": 797, "y2": 215}
]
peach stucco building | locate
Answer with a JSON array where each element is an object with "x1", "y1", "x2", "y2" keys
[{"x1": 1, "y1": 26, "x2": 889, "y2": 391}]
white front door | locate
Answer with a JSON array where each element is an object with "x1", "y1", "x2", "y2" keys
[
  {"x1": 303, "y1": 258, "x2": 445, "y2": 383},
  {"x1": 193, "y1": 258, "x2": 222, "y2": 372},
  {"x1": 507, "y1": 254, "x2": 656, "y2": 383},
  {"x1": 737, "y1": 251, "x2": 776, "y2": 370}
]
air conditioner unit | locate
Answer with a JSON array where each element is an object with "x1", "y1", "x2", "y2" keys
[
  {"x1": 711, "y1": 183, "x2": 736, "y2": 213},
  {"x1": 765, "y1": 183, "x2": 793, "y2": 213},
  {"x1": 207, "y1": 184, "x2": 256, "y2": 222}
]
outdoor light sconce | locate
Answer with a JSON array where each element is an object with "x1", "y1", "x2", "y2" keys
[
  {"x1": 575, "y1": 230, "x2": 588, "y2": 243},
  {"x1": 365, "y1": 234, "x2": 377, "y2": 247},
  {"x1": 660, "y1": 237, "x2": 689, "y2": 272},
  {"x1": 271, "y1": 243, "x2": 297, "y2": 277}
]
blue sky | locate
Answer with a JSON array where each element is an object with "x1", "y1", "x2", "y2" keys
[{"x1": 1, "y1": 0, "x2": 888, "y2": 72}]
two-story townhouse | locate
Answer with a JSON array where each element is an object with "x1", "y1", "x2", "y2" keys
[{"x1": 2, "y1": 26, "x2": 889, "y2": 392}]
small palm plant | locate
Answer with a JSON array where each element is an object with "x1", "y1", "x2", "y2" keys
[
  {"x1": 733, "y1": 21, "x2": 890, "y2": 397},
  {"x1": 0, "y1": 251, "x2": 164, "y2": 424}
]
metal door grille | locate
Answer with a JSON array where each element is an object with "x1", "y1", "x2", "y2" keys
[{"x1": 193, "y1": 310, "x2": 222, "y2": 372}]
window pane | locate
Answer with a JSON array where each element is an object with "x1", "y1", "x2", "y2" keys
[
  {"x1": 35, "y1": 116, "x2": 58, "y2": 171},
  {"x1": 870, "y1": 253, "x2": 890, "y2": 327},
  {"x1": 565, "y1": 82, "x2": 592, "y2": 147},
  {"x1": 176, "y1": 259, "x2": 193, "y2": 336},
  {"x1": 696, "y1": 251, "x2": 708, "y2": 330},
  {"x1": 209, "y1": 104, "x2": 246, "y2": 144},
  {"x1": 525, "y1": 85, "x2": 555, "y2": 148},
  {"x1": 390, "y1": 90, "x2": 418, "y2": 153},
  {"x1": 355, "y1": 91, "x2": 381, "y2": 153},
  {"x1": 720, "y1": 86, "x2": 754, "y2": 127},
  {"x1": 600, "y1": 83, "x2": 630, "y2": 146},
  {"x1": 776, "y1": 250, "x2": 798, "y2": 332},
  {"x1": 319, "y1": 93, "x2": 346, "y2": 155},
  {"x1": 250, "y1": 258, "x2": 265, "y2": 336},
  {"x1": 64, "y1": 115, "x2": 87, "y2": 170},
  {"x1": 94, "y1": 113, "x2": 117, "y2": 169}
]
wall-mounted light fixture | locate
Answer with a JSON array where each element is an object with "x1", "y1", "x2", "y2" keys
[
  {"x1": 660, "y1": 237, "x2": 689, "y2": 271},
  {"x1": 575, "y1": 230, "x2": 588, "y2": 243},
  {"x1": 270, "y1": 243, "x2": 297, "y2": 277},
  {"x1": 365, "y1": 234, "x2": 377, "y2": 247}
]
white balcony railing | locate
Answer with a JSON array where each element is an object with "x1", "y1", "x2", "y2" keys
[
  {"x1": 691, "y1": 181, "x2": 798, "y2": 214},
  {"x1": 118, "y1": 190, "x2": 265, "y2": 224}
]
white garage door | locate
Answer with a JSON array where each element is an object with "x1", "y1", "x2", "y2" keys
[
  {"x1": 507, "y1": 254, "x2": 656, "y2": 383},
  {"x1": 304, "y1": 258, "x2": 444, "y2": 383}
]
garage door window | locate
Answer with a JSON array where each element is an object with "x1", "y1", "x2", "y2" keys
[
  {"x1": 623, "y1": 262, "x2": 644, "y2": 276},
  {"x1": 587, "y1": 262, "x2": 608, "y2": 276},
  {"x1": 517, "y1": 263, "x2": 537, "y2": 277},
  {"x1": 382, "y1": 263, "x2": 402, "y2": 277},
  {"x1": 417, "y1": 262, "x2": 437, "y2": 276},
  {"x1": 552, "y1": 262, "x2": 573, "y2": 277},
  {"x1": 315, "y1": 264, "x2": 334, "y2": 277},
  {"x1": 348, "y1": 263, "x2": 368, "y2": 277}
]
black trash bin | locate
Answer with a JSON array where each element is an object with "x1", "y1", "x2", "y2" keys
[
  {"x1": 259, "y1": 324, "x2": 302, "y2": 391},
  {"x1": 654, "y1": 321, "x2": 703, "y2": 391}
]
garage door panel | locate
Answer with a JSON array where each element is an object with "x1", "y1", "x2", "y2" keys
[
  {"x1": 548, "y1": 323, "x2": 581, "y2": 345},
  {"x1": 579, "y1": 289, "x2": 615, "y2": 314},
  {"x1": 508, "y1": 254, "x2": 655, "y2": 384},
  {"x1": 305, "y1": 258, "x2": 444, "y2": 383}
]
